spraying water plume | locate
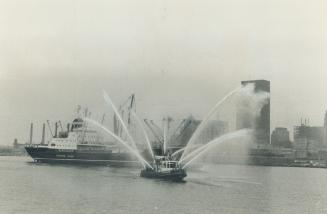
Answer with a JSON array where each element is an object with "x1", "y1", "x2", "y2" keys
[
  {"x1": 85, "y1": 118, "x2": 153, "y2": 169},
  {"x1": 130, "y1": 111, "x2": 155, "y2": 161},
  {"x1": 181, "y1": 129, "x2": 253, "y2": 169},
  {"x1": 176, "y1": 83, "x2": 269, "y2": 168},
  {"x1": 238, "y1": 83, "x2": 270, "y2": 118},
  {"x1": 178, "y1": 86, "x2": 241, "y2": 161},
  {"x1": 103, "y1": 90, "x2": 138, "y2": 150}
]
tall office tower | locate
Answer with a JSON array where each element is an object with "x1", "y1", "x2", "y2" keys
[{"x1": 236, "y1": 80, "x2": 270, "y2": 144}]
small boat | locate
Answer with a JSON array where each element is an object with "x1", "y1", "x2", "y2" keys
[{"x1": 140, "y1": 156, "x2": 187, "y2": 181}]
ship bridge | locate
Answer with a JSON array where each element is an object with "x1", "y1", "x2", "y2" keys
[{"x1": 71, "y1": 118, "x2": 84, "y2": 130}]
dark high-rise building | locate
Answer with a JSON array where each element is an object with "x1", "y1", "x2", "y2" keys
[{"x1": 236, "y1": 80, "x2": 270, "y2": 144}]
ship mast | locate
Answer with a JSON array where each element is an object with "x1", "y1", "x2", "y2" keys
[
  {"x1": 81, "y1": 107, "x2": 89, "y2": 144},
  {"x1": 46, "y1": 120, "x2": 54, "y2": 137}
]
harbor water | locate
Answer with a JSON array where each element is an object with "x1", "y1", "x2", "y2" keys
[{"x1": 0, "y1": 156, "x2": 327, "y2": 214}]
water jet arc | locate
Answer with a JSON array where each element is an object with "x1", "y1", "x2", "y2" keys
[
  {"x1": 181, "y1": 129, "x2": 252, "y2": 169},
  {"x1": 103, "y1": 90, "x2": 137, "y2": 150},
  {"x1": 131, "y1": 111, "x2": 155, "y2": 161},
  {"x1": 180, "y1": 86, "x2": 241, "y2": 162},
  {"x1": 85, "y1": 118, "x2": 153, "y2": 169}
]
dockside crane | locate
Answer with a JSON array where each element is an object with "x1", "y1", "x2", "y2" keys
[
  {"x1": 173, "y1": 116, "x2": 194, "y2": 143},
  {"x1": 150, "y1": 120, "x2": 164, "y2": 137},
  {"x1": 169, "y1": 119, "x2": 186, "y2": 143},
  {"x1": 144, "y1": 119, "x2": 163, "y2": 144}
]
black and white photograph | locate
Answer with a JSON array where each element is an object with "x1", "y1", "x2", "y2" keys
[{"x1": 0, "y1": 1, "x2": 327, "y2": 213}]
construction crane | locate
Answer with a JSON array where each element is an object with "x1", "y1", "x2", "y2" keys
[{"x1": 144, "y1": 119, "x2": 163, "y2": 144}]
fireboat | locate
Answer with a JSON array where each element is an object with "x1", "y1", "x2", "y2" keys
[{"x1": 140, "y1": 156, "x2": 187, "y2": 181}]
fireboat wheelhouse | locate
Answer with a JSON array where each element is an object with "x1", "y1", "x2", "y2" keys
[{"x1": 140, "y1": 156, "x2": 187, "y2": 181}]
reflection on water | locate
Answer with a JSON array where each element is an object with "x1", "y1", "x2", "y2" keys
[{"x1": 0, "y1": 156, "x2": 327, "y2": 214}]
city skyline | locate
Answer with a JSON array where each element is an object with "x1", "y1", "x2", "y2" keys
[
  {"x1": 1, "y1": 76, "x2": 326, "y2": 146},
  {"x1": 1, "y1": 1, "x2": 327, "y2": 144}
]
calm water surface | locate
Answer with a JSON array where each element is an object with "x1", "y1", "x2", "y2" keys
[{"x1": 0, "y1": 156, "x2": 327, "y2": 214}]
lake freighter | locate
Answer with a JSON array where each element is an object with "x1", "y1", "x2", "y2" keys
[{"x1": 25, "y1": 117, "x2": 141, "y2": 166}]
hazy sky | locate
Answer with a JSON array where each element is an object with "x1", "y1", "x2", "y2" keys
[{"x1": 0, "y1": 0, "x2": 327, "y2": 145}]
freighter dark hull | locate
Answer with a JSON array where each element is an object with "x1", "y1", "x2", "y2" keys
[{"x1": 25, "y1": 147, "x2": 140, "y2": 166}]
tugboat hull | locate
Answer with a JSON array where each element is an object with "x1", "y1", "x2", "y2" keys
[{"x1": 140, "y1": 169, "x2": 187, "y2": 181}]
